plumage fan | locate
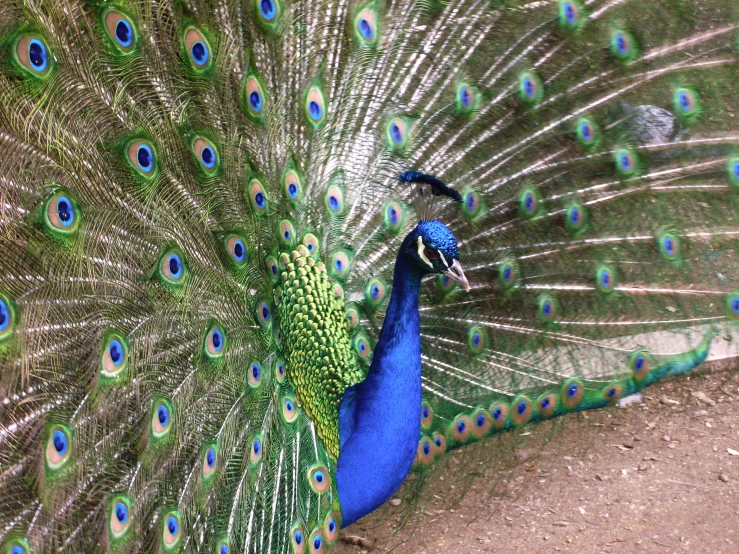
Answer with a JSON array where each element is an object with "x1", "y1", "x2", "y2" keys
[{"x1": 1, "y1": 0, "x2": 739, "y2": 553}]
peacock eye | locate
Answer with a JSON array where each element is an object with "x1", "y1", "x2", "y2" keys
[{"x1": 423, "y1": 246, "x2": 440, "y2": 261}]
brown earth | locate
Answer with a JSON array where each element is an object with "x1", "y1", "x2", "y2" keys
[{"x1": 333, "y1": 369, "x2": 739, "y2": 554}]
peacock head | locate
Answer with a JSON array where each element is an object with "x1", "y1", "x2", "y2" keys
[{"x1": 405, "y1": 219, "x2": 470, "y2": 291}]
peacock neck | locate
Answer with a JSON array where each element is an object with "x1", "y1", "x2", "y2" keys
[{"x1": 336, "y1": 239, "x2": 424, "y2": 526}]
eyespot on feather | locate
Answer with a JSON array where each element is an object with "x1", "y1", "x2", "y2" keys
[
  {"x1": 282, "y1": 395, "x2": 298, "y2": 423},
  {"x1": 511, "y1": 396, "x2": 533, "y2": 426},
  {"x1": 274, "y1": 357, "x2": 286, "y2": 383},
  {"x1": 462, "y1": 189, "x2": 481, "y2": 219},
  {"x1": 324, "y1": 513, "x2": 340, "y2": 544},
  {"x1": 202, "y1": 444, "x2": 218, "y2": 480},
  {"x1": 432, "y1": 433, "x2": 447, "y2": 455},
  {"x1": 603, "y1": 383, "x2": 624, "y2": 404},
  {"x1": 308, "y1": 465, "x2": 331, "y2": 493},
  {"x1": 191, "y1": 137, "x2": 219, "y2": 174},
  {"x1": 610, "y1": 29, "x2": 637, "y2": 61},
  {"x1": 658, "y1": 232, "x2": 680, "y2": 261},
  {"x1": 302, "y1": 233, "x2": 319, "y2": 256},
  {"x1": 4, "y1": 539, "x2": 30, "y2": 554},
  {"x1": 558, "y1": 0, "x2": 583, "y2": 30},
  {"x1": 248, "y1": 360, "x2": 263, "y2": 388},
  {"x1": 224, "y1": 235, "x2": 248, "y2": 267},
  {"x1": 325, "y1": 185, "x2": 344, "y2": 216},
  {"x1": 245, "y1": 74, "x2": 266, "y2": 117},
  {"x1": 471, "y1": 409, "x2": 491, "y2": 437},
  {"x1": 308, "y1": 529, "x2": 325, "y2": 554},
  {"x1": 490, "y1": 402, "x2": 509, "y2": 429},
  {"x1": 467, "y1": 326, "x2": 487, "y2": 354},
  {"x1": 204, "y1": 324, "x2": 226, "y2": 358},
  {"x1": 284, "y1": 169, "x2": 303, "y2": 202},
  {"x1": 355, "y1": 8, "x2": 378, "y2": 45},
  {"x1": 561, "y1": 378, "x2": 585, "y2": 409},
  {"x1": 615, "y1": 148, "x2": 637, "y2": 177},
  {"x1": 101, "y1": 333, "x2": 128, "y2": 379},
  {"x1": 537, "y1": 393, "x2": 558, "y2": 418},
  {"x1": 255, "y1": 0, "x2": 282, "y2": 26},
  {"x1": 0, "y1": 293, "x2": 17, "y2": 342},
  {"x1": 250, "y1": 435, "x2": 263, "y2": 464},
  {"x1": 126, "y1": 140, "x2": 157, "y2": 177},
  {"x1": 575, "y1": 116, "x2": 599, "y2": 148},
  {"x1": 14, "y1": 34, "x2": 52, "y2": 77},
  {"x1": 518, "y1": 71, "x2": 543, "y2": 104},
  {"x1": 345, "y1": 304, "x2": 360, "y2": 329},
  {"x1": 383, "y1": 201, "x2": 404, "y2": 232},
  {"x1": 46, "y1": 424, "x2": 72, "y2": 471},
  {"x1": 102, "y1": 8, "x2": 137, "y2": 53},
  {"x1": 421, "y1": 401, "x2": 433, "y2": 428},
  {"x1": 109, "y1": 496, "x2": 132, "y2": 540},
  {"x1": 151, "y1": 400, "x2": 173, "y2": 439},
  {"x1": 248, "y1": 178, "x2": 269, "y2": 214},
  {"x1": 305, "y1": 86, "x2": 327, "y2": 126},
  {"x1": 216, "y1": 540, "x2": 230, "y2": 554},
  {"x1": 291, "y1": 525, "x2": 306, "y2": 554},
  {"x1": 630, "y1": 350, "x2": 650, "y2": 381},
  {"x1": 519, "y1": 188, "x2": 540, "y2": 218},
  {"x1": 538, "y1": 295, "x2": 559, "y2": 322},
  {"x1": 565, "y1": 202, "x2": 586, "y2": 232},
  {"x1": 162, "y1": 511, "x2": 181, "y2": 550},
  {"x1": 365, "y1": 278, "x2": 386, "y2": 307},
  {"x1": 184, "y1": 27, "x2": 212, "y2": 71},
  {"x1": 44, "y1": 190, "x2": 80, "y2": 235},
  {"x1": 450, "y1": 415, "x2": 472, "y2": 443},
  {"x1": 416, "y1": 437, "x2": 435, "y2": 465},
  {"x1": 330, "y1": 251, "x2": 351, "y2": 279},
  {"x1": 256, "y1": 300, "x2": 272, "y2": 327},
  {"x1": 353, "y1": 334, "x2": 372, "y2": 361},
  {"x1": 158, "y1": 249, "x2": 187, "y2": 285},
  {"x1": 386, "y1": 118, "x2": 408, "y2": 149},
  {"x1": 596, "y1": 265, "x2": 616, "y2": 293},
  {"x1": 456, "y1": 82, "x2": 476, "y2": 113}
]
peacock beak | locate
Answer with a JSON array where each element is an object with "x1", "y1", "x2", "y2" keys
[{"x1": 443, "y1": 259, "x2": 470, "y2": 292}]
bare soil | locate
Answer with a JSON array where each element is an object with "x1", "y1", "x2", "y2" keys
[{"x1": 334, "y1": 369, "x2": 739, "y2": 554}]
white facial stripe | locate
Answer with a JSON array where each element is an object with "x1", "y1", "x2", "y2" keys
[
  {"x1": 438, "y1": 249, "x2": 449, "y2": 269},
  {"x1": 417, "y1": 236, "x2": 434, "y2": 269}
]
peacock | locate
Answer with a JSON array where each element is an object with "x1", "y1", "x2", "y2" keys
[{"x1": 2, "y1": 0, "x2": 739, "y2": 552}]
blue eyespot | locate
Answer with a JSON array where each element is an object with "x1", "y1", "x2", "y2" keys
[
  {"x1": 255, "y1": 192, "x2": 266, "y2": 209},
  {"x1": 523, "y1": 77, "x2": 535, "y2": 98},
  {"x1": 0, "y1": 299, "x2": 10, "y2": 332},
  {"x1": 115, "y1": 501, "x2": 129, "y2": 524},
  {"x1": 679, "y1": 92, "x2": 690, "y2": 111},
  {"x1": 460, "y1": 86, "x2": 472, "y2": 109},
  {"x1": 137, "y1": 144, "x2": 154, "y2": 172},
  {"x1": 580, "y1": 122, "x2": 591, "y2": 142},
  {"x1": 260, "y1": 0, "x2": 277, "y2": 20},
  {"x1": 28, "y1": 38, "x2": 49, "y2": 71},
  {"x1": 221, "y1": 545, "x2": 229, "y2": 554},
  {"x1": 249, "y1": 90, "x2": 263, "y2": 112},
  {"x1": 541, "y1": 397, "x2": 550, "y2": 409},
  {"x1": 212, "y1": 329, "x2": 223, "y2": 351},
  {"x1": 169, "y1": 254, "x2": 182, "y2": 279},
  {"x1": 570, "y1": 207, "x2": 579, "y2": 225},
  {"x1": 663, "y1": 236, "x2": 674, "y2": 255},
  {"x1": 635, "y1": 355, "x2": 645, "y2": 371},
  {"x1": 191, "y1": 41, "x2": 209, "y2": 66},
  {"x1": 328, "y1": 519, "x2": 336, "y2": 533},
  {"x1": 206, "y1": 447, "x2": 216, "y2": 468},
  {"x1": 53, "y1": 429, "x2": 69, "y2": 455},
  {"x1": 288, "y1": 182, "x2": 299, "y2": 198},
  {"x1": 358, "y1": 18, "x2": 373, "y2": 40},
  {"x1": 607, "y1": 387, "x2": 617, "y2": 398},
  {"x1": 472, "y1": 332, "x2": 481, "y2": 348},
  {"x1": 10, "y1": 546, "x2": 26, "y2": 554},
  {"x1": 167, "y1": 516, "x2": 178, "y2": 536},
  {"x1": 620, "y1": 152, "x2": 631, "y2": 171},
  {"x1": 476, "y1": 414, "x2": 486, "y2": 427},
  {"x1": 517, "y1": 401, "x2": 527, "y2": 415},
  {"x1": 109, "y1": 339, "x2": 124, "y2": 366},
  {"x1": 388, "y1": 206, "x2": 398, "y2": 224},
  {"x1": 564, "y1": 2, "x2": 576, "y2": 24},
  {"x1": 294, "y1": 530, "x2": 303, "y2": 545},
  {"x1": 492, "y1": 407, "x2": 502, "y2": 420},
  {"x1": 200, "y1": 146, "x2": 216, "y2": 168},
  {"x1": 371, "y1": 284, "x2": 379, "y2": 300},
  {"x1": 389, "y1": 123, "x2": 403, "y2": 145},
  {"x1": 615, "y1": 33, "x2": 627, "y2": 54},
  {"x1": 114, "y1": 19, "x2": 133, "y2": 48},
  {"x1": 314, "y1": 470, "x2": 325, "y2": 483},
  {"x1": 601, "y1": 272, "x2": 609, "y2": 288},
  {"x1": 733, "y1": 161, "x2": 739, "y2": 181},
  {"x1": 253, "y1": 438, "x2": 261, "y2": 455},
  {"x1": 262, "y1": 305, "x2": 270, "y2": 320},
  {"x1": 252, "y1": 363, "x2": 261, "y2": 381},
  {"x1": 158, "y1": 405, "x2": 169, "y2": 426},
  {"x1": 525, "y1": 193, "x2": 534, "y2": 211},
  {"x1": 233, "y1": 240, "x2": 245, "y2": 262},
  {"x1": 309, "y1": 100, "x2": 322, "y2": 121},
  {"x1": 503, "y1": 265, "x2": 512, "y2": 283},
  {"x1": 567, "y1": 383, "x2": 578, "y2": 397},
  {"x1": 457, "y1": 420, "x2": 466, "y2": 433},
  {"x1": 54, "y1": 196, "x2": 74, "y2": 227},
  {"x1": 422, "y1": 442, "x2": 431, "y2": 455},
  {"x1": 422, "y1": 405, "x2": 429, "y2": 419},
  {"x1": 314, "y1": 535, "x2": 322, "y2": 550}
]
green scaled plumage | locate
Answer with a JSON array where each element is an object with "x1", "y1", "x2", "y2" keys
[{"x1": 1, "y1": 0, "x2": 739, "y2": 552}]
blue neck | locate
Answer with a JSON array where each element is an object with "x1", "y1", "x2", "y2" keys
[{"x1": 336, "y1": 245, "x2": 424, "y2": 526}]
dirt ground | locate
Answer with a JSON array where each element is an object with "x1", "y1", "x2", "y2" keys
[{"x1": 333, "y1": 369, "x2": 739, "y2": 554}]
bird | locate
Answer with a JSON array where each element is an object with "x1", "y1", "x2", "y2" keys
[{"x1": 1, "y1": 0, "x2": 738, "y2": 552}]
